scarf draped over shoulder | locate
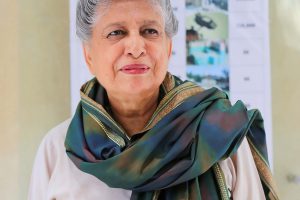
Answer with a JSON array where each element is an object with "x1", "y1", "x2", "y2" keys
[{"x1": 65, "y1": 73, "x2": 279, "y2": 200}]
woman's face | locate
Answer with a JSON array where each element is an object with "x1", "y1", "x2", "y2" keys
[{"x1": 84, "y1": 0, "x2": 172, "y2": 97}]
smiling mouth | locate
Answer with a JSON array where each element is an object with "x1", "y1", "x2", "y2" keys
[{"x1": 120, "y1": 64, "x2": 150, "y2": 75}]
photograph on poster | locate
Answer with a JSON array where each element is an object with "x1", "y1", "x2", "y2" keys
[
  {"x1": 186, "y1": 0, "x2": 228, "y2": 11},
  {"x1": 185, "y1": 0, "x2": 229, "y2": 92}
]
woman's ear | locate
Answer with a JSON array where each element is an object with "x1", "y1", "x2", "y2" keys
[
  {"x1": 83, "y1": 43, "x2": 95, "y2": 75},
  {"x1": 168, "y1": 40, "x2": 173, "y2": 59}
]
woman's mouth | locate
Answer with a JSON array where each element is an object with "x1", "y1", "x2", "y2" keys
[{"x1": 120, "y1": 64, "x2": 150, "y2": 75}]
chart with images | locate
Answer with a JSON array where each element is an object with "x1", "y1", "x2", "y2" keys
[
  {"x1": 186, "y1": 0, "x2": 229, "y2": 93},
  {"x1": 170, "y1": 0, "x2": 272, "y2": 164}
]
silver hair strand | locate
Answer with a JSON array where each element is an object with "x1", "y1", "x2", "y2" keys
[{"x1": 76, "y1": 0, "x2": 178, "y2": 43}]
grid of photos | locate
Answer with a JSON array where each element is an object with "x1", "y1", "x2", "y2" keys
[{"x1": 186, "y1": 0, "x2": 229, "y2": 93}]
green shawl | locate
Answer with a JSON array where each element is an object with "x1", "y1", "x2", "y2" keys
[{"x1": 65, "y1": 73, "x2": 278, "y2": 200}]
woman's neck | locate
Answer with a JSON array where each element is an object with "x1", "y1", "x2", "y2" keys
[{"x1": 107, "y1": 90, "x2": 159, "y2": 137}]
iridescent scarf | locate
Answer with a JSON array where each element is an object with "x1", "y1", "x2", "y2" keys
[{"x1": 65, "y1": 73, "x2": 278, "y2": 200}]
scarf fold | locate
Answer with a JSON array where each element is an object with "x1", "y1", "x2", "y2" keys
[{"x1": 65, "y1": 73, "x2": 278, "y2": 200}]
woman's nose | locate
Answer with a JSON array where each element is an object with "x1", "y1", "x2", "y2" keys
[{"x1": 124, "y1": 33, "x2": 146, "y2": 59}]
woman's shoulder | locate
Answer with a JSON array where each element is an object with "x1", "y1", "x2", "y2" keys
[
  {"x1": 219, "y1": 137, "x2": 266, "y2": 199},
  {"x1": 42, "y1": 118, "x2": 72, "y2": 145},
  {"x1": 31, "y1": 118, "x2": 72, "y2": 172},
  {"x1": 29, "y1": 118, "x2": 132, "y2": 200},
  {"x1": 32, "y1": 118, "x2": 72, "y2": 171}
]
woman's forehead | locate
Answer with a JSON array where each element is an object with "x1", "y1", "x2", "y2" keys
[{"x1": 95, "y1": 0, "x2": 164, "y2": 27}]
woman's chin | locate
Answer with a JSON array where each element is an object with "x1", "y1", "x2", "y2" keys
[
  {"x1": 121, "y1": 85, "x2": 157, "y2": 96},
  {"x1": 105, "y1": 74, "x2": 162, "y2": 97}
]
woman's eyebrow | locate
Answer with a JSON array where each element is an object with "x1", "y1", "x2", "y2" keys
[
  {"x1": 103, "y1": 22, "x2": 126, "y2": 30},
  {"x1": 140, "y1": 20, "x2": 162, "y2": 28},
  {"x1": 103, "y1": 20, "x2": 162, "y2": 31}
]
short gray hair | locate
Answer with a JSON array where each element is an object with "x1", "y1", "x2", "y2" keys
[{"x1": 76, "y1": 0, "x2": 178, "y2": 43}]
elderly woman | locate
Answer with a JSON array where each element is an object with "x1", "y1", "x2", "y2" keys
[{"x1": 28, "y1": 0, "x2": 279, "y2": 199}]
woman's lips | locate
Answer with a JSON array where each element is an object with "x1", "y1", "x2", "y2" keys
[{"x1": 120, "y1": 64, "x2": 150, "y2": 75}]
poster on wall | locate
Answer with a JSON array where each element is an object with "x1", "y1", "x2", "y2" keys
[
  {"x1": 70, "y1": 0, "x2": 273, "y2": 165},
  {"x1": 185, "y1": 0, "x2": 229, "y2": 93}
]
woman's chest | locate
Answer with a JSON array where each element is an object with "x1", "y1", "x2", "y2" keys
[{"x1": 47, "y1": 154, "x2": 132, "y2": 200}]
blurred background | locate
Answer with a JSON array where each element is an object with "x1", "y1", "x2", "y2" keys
[{"x1": 0, "y1": 0, "x2": 299, "y2": 199}]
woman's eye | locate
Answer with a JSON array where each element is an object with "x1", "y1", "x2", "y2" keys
[
  {"x1": 142, "y1": 29, "x2": 159, "y2": 36},
  {"x1": 107, "y1": 30, "x2": 126, "y2": 38}
]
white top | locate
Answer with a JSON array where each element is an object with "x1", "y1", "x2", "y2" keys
[{"x1": 28, "y1": 119, "x2": 266, "y2": 200}]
